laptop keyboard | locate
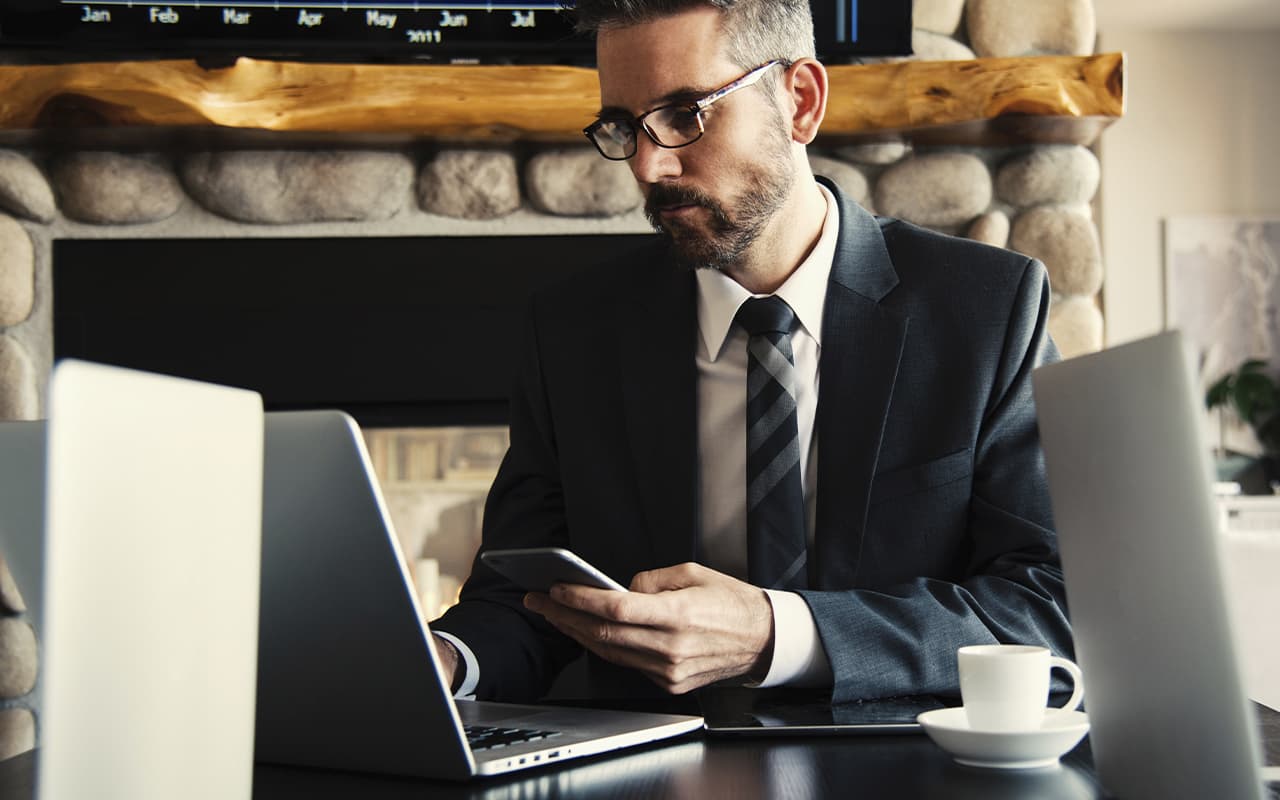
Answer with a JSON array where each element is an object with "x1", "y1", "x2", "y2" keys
[{"x1": 464, "y1": 725, "x2": 564, "y2": 751}]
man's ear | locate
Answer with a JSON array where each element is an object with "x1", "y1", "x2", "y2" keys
[{"x1": 785, "y1": 58, "x2": 828, "y2": 145}]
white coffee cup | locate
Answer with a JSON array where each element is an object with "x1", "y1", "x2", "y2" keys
[{"x1": 957, "y1": 644, "x2": 1084, "y2": 732}]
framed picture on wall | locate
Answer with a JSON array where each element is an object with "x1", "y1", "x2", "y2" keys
[{"x1": 1164, "y1": 215, "x2": 1280, "y2": 456}]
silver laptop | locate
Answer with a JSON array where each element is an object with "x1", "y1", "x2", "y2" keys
[
  {"x1": 35, "y1": 360, "x2": 264, "y2": 800},
  {"x1": 254, "y1": 410, "x2": 702, "y2": 780},
  {"x1": 1034, "y1": 330, "x2": 1277, "y2": 800}
]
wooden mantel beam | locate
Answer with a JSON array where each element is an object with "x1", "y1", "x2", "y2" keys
[{"x1": 0, "y1": 52, "x2": 1124, "y2": 146}]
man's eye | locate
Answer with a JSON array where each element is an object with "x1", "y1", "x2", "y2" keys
[{"x1": 665, "y1": 110, "x2": 701, "y2": 137}]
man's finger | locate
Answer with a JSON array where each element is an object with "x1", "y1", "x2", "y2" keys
[
  {"x1": 546, "y1": 582, "x2": 679, "y2": 628},
  {"x1": 528, "y1": 593, "x2": 667, "y2": 654},
  {"x1": 548, "y1": 621, "x2": 714, "y2": 692},
  {"x1": 534, "y1": 604, "x2": 666, "y2": 672}
]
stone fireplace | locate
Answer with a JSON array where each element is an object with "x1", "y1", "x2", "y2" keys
[
  {"x1": 0, "y1": 0, "x2": 1117, "y2": 759},
  {"x1": 0, "y1": 140, "x2": 1105, "y2": 419}
]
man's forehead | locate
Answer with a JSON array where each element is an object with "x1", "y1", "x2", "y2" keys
[{"x1": 594, "y1": 10, "x2": 736, "y2": 112}]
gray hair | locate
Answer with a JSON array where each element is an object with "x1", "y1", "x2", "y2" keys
[{"x1": 564, "y1": 0, "x2": 815, "y2": 69}]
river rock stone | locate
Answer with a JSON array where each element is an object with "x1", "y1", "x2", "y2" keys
[
  {"x1": 810, "y1": 155, "x2": 869, "y2": 206},
  {"x1": 911, "y1": 30, "x2": 976, "y2": 61},
  {"x1": 1048, "y1": 295, "x2": 1104, "y2": 358},
  {"x1": 0, "y1": 214, "x2": 34, "y2": 327},
  {"x1": 0, "y1": 556, "x2": 24, "y2": 614},
  {"x1": 1010, "y1": 207, "x2": 1103, "y2": 296},
  {"x1": 968, "y1": 0, "x2": 1096, "y2": 57},
  {"x1": 0, "y1": 336, "x2": 37, "y2": 421},
  {"x1": 182, "y1": 150, "x2": 413, "y2": 224},
  {"x1": 914, "y1": 0, "x2": 965, "y2": 35},
  {"x1": 0, "y1": 151, "x2": 56, "y2": 223},
  {"x1": 0, "y1": 708, "x2": 35, "y2": 762},
  {"x1": 525, "y1": 149, "x2": 642, "y2": 217},
  {"x1": 967, "y1": 210, "x2": 1011, "y2": 248},
  {"x1": 418, "y1": 149, "x2": 521, "y2": 220},
  {"x1": 0, "y1": 619, "x2": 37, "y2": 698},
  {"x1": 834, "y1": 140, "x2": 911, "y2": 166},
  {"x1": 874, "y1": 152, "x2": 992, "y2": 229},
  {"x1": 996, "y1": 146, "x2": 1100, "y2": 207},
  {"x1": 52, "y1": 152, "x2": 183, "y2": 224}
]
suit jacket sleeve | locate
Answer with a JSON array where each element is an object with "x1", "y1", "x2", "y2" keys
[
  {"x1": 799, "y1": 256, "x2": 1071, "y2": 704},
  {"x1": 430, "y1": 242, "x2": 698, "y2": 704},
  {"x1": 429, "y1": 301, "x2": 582, "y2": 702}
]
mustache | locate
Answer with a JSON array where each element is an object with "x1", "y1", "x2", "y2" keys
[{"x1": 643, "y1": 184, "x2": 730, "y2": 227}]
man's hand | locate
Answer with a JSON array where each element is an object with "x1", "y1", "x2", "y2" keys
[
  {"x1": 432, "y1": 633, "x2": 460, "y2": 691},
  {"x1": 523, "y1": 562, "x2": 774, "y2": 694}
]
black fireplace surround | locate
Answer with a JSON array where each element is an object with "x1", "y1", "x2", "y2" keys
[{"x1": 53, "y1": 234, "x2": 654, "y2": 427}]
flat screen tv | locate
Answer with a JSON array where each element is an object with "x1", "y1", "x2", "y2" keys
[{"x1": 0, "y1": 1, "x2": 912, "y2": 64}]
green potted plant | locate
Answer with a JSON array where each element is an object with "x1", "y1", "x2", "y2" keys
[{"x1": 1205, "y1": 358, "x2": 1280, "y2": 491}]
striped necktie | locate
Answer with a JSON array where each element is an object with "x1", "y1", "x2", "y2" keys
[{"x1": 736, "y1": 296, "x2": 808, "y2": 591}]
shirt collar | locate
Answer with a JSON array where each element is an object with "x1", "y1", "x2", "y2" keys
[{"x1": 695, "y1": 183, "x2": 839, "y2": 361}]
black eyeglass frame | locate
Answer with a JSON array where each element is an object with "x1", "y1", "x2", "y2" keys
[{"x1": 583, "y1": 60, "x2": 788, "y2": 161}]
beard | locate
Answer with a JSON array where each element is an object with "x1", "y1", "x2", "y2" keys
[{"x1": 642, "y1": 123, "x2": 795, "y2": 272}]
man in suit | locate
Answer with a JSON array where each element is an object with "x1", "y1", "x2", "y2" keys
[{"x1": 430, "y1": 0, "x2": 1072, "y2": 704}]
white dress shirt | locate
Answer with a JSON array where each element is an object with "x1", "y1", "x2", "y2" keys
[
  {"x1": 444, "y1": 184, "x2": 842, "y2": 696},
  {"x1": 694, "y1": 184, "x2": 838, "y2": 687}
]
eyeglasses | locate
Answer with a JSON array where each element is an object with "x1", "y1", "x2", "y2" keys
[{"x1": 583, "y1": 60, "x2": 786, "y2": 161}]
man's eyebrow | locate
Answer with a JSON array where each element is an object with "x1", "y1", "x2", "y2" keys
[
  {"x1": 596, "y1": 105, "x2": 633, "y2": 119},
  {"x1": 595, "y1": 86, "x2": 712, "y2": 119}
]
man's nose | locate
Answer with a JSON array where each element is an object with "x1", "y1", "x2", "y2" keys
[{"x1": 627, "y1": 131, "x2": 683, "y2": 185}]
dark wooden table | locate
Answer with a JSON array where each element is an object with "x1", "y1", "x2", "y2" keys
[
  {"x1": 250, "y1": 734, "x2": 1106, "y2": 799},
  {"x1": 0, "y1": 728, "x2": 1107, "y2": 799},
  {"x1": 3, "y1": 705, "x2": 1276, "y2": 799}
]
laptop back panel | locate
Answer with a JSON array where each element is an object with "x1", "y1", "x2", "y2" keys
[
  {"x1": 1033, "y1": 331, "x2": 1264, "y2": 800},
  {"x1": 255, "y1": 411, "x2": 703, "y2": 780},
  {"x1": 37, "y1": 360, "x2": 264, "y2": 800},
  {"x1": 255, "y1": 410, "x2": 476, "y2": 779}
]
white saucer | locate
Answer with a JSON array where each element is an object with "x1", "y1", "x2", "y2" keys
[{"x1": 917, "y1": 707, "x2": 1090, "y2": 770}]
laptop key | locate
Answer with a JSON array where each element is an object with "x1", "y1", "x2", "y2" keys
[{"x1": 465, "y1": 724, "x2": 564, "y2": 751}]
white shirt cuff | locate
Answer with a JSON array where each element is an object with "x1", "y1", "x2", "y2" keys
[
  {"x1": 755, "y1": 590, "x2": 833, "y2": 688},
  {"x1": 432, "y1": 630, "x2": 479, "y2": 700}
]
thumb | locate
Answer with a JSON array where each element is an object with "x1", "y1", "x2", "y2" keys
[{"x1": 629, "y1": 562, "x2": 708, "y2": 594}]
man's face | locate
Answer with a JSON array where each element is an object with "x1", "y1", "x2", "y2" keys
[{"x1": 595, "y1": 7, "x2": 797, "y2": 271}]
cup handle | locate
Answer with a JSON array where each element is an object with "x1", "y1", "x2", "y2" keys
[{"x1": 1049, "y1": 656, "x2": 1085, "y2": 711}]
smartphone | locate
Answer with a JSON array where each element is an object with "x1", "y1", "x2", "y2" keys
[{"x1": 479, "y1": 547, "x2": 628, "y2": 593}]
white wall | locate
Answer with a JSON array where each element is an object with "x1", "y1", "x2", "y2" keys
[{"x1": 1098, "y1": 29, "x2": 1280, "y2": 346}]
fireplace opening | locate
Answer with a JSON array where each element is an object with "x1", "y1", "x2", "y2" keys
[
  {"x1": 52, "y1": 232, "x2": 655, "y2": 616},
  {"x1": 52, "y1": 233, "x2": 655, "y2": 427}
]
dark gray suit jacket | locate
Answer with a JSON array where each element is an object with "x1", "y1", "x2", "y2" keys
[{"x1": 434, "y1": 181, "x2": 1072, "y2": 704}]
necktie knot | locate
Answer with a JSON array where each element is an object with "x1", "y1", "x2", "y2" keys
[{"x1": 736, "y1": 296, "x2": 795, "y2": 337}]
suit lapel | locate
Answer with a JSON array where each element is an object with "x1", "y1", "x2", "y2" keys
[
  {"x1": 618, "y1": 255, "x2": 700, "y2": 569},
  {"x1": 813, "y1": 183, "x2": 909, "y2": 588}
]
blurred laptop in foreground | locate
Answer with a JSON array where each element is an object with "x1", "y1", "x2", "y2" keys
[
  {"x1": 1034, "y1": 330, "x2": 1280, "y2": 800},
  {"x1": 32, "y1": 360, "x2": 264, "y2": 800}
]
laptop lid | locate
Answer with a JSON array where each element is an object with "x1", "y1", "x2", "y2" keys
[
  {"x1": 254, "y1": 410, "x2": 477, "y2": 780},
  {"x1": 1033, "y1": 331, "x2": 1266, "y2": 800},
  {"x1": 254, "y1": 411, "x2": 702, "y2": 780},
  {"x1": 37, "y1": 360, "x2": 264, "y2": 800}
]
